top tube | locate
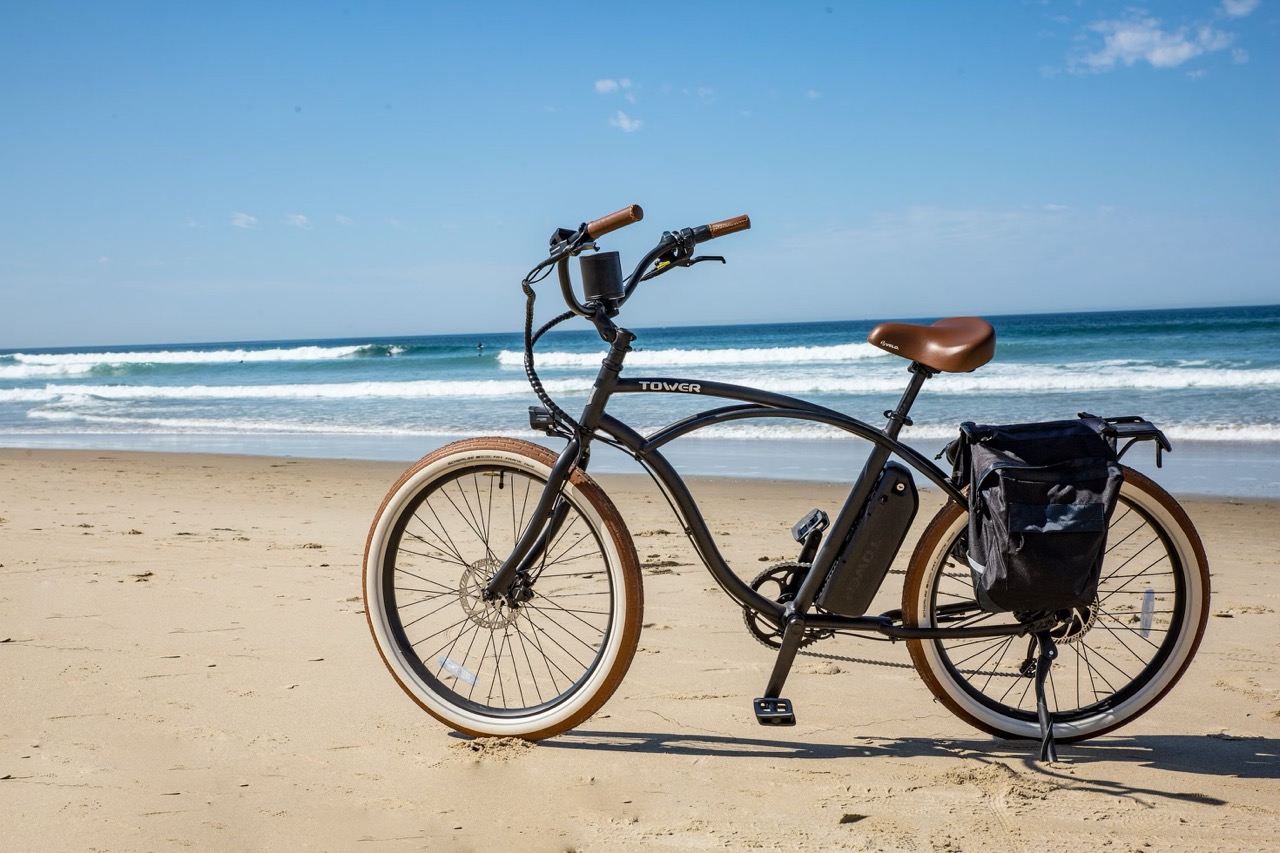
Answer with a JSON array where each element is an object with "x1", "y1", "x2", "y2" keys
[{"x1": 607, "y1": 376, "x2": 963, "y2": 500}]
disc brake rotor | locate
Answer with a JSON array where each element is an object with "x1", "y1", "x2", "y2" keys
[
  {"x1": 1049, "y1": 599, "x2": 1098, "y2": 644},
  {"x1": 459, "y1": 557, "x2": 520, "y2": 629}
]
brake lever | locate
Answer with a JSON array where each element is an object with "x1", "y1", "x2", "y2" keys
[{"x1": 639, "y1": 253, "x2": 727, "y2": 282}]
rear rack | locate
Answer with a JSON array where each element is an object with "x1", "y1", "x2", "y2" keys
[{"x1": 1087, "y1": 414, "x2": 1173, "y2": 467}]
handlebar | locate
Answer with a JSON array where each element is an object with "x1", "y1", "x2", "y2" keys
[
  {"x1": 531, "y1": 205, "x2": 751, "y2": 326},
  {"x1": 521, "y1": 206, "x2": 750, "y2": 434},
  {"x1": 584, "y1": 204, "x2": 644, "y2": 240},
  {"x1": 691, "y1": 214, "x2": 751, "y2": 243}
]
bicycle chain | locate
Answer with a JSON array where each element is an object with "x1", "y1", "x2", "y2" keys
[
  {"x1": 747, "y1": 567, "x2": 1020, "y2": 678},
  {"x1": 797, "y1": 647, "x2": 916, "y2": 671}
]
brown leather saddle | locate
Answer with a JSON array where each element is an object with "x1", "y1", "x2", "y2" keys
[{"x1": 867, "y1": 317, "x2": 995, "y2": 373}]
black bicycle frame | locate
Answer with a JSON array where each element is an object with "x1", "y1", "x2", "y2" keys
[{"x1": 484, "y1": 324, "x2": 1029, "y2": 644}]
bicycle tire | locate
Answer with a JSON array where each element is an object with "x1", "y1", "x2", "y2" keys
[
  {"x1": 902, "y1": 466, "x2": 1209, "y2": 743},
  {"x1": 363, "y1": 437, "x2": 643, "y2": 739}
]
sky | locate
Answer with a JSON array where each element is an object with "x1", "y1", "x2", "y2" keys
[{"x1": 1, "y1": 1, "x2": 1277, "y2": 348}]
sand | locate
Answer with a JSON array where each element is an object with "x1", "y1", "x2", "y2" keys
[{"x1": 1, "y1": 447, "x2": 1277, "y2": 851}]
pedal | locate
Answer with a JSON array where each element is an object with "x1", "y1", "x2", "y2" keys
[
  {"x1": 790, "y1": 508, "x2": 829, "y2": 544},
  {"x1": 753, "y1": 697, "x2": 796, "y2": 726}
]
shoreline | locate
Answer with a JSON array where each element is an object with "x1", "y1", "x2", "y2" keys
[
  {"x1": 2, "y1": 447, "x2": 1278, "y2": 849},
  {"x1": 3, "y1": 431, "x2": 1278, "y2": 497}
]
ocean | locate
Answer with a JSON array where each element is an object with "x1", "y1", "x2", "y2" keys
[{"x1": 3, "y1": 304, "x2": 1278, "y2": 496}]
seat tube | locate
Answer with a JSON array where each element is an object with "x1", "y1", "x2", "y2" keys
[{"x1": 788, "y1": 364, "x2": 933, "y2": 613}]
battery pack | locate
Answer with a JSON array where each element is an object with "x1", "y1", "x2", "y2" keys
[{"x1": 816, "y1": 461, "x2": 918, "y2": 617}]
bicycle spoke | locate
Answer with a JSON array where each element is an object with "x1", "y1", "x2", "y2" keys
[
  {"x1": 399, "y1": 593, "x2": 467, "y2": 631},
  {"x1": 368, "y1": 443, "x2": 638, "y2": 732},
  {"x1": 523, "y1": 598, "x2": 607, "y2": 650},
  {"x1": 392, "y1": 571, "x2": 457, "y2": 595},
  {"x1": 515, "y1": 606, "x2": 575, "y2": 692},
  {"x1": 441, "y1": 479, "x2": 489, "y2": 557},
  {"x1": 416, "y1": 498, "x2": 473, "y2": 567}
]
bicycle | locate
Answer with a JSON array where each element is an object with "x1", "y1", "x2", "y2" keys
[{"x1": 362, "y1": 205, "x2": 1209, "y2": 760}]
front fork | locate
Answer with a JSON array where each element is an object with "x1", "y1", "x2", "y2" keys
[
  {"x1": 484, "y1": 318, "x2": 636, "y2": 603},
  {"x1": 482, "y1": 437, "x2": 584, "y2": 603}
]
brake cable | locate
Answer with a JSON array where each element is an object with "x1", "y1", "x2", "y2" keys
[
  {"x1": 521, "y1": 277, "x2": 581, "y2": 437},
  {"x1": 519, "y1": 223, "x2": 720, "y2": 437}
]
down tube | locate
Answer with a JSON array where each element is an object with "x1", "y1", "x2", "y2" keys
[
  {"x1": 592, "y1": 401, "x2": 959, "y2": 621},
  {"x1": 594, "y1": 413, "x2": 786, "y2": 623}
]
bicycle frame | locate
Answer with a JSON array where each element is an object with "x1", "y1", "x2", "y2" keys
[
  {"x1": 485, "y1": 321, "x2": 1030, "y2": 646},
  {"x1": 363, "y1": 208, "x2": 1202, "y2": 755}
]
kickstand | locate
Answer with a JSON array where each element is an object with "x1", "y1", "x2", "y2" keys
[{"x1": 1033, "y1": 631, "x2": 1058, "y2": 762}]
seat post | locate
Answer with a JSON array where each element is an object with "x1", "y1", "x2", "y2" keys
[{"x1": 882, "y1": 362, "x2": 936, "y2": 441}]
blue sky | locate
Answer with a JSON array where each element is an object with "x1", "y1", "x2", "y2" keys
[{"x1": 2, "y1": 1, "x2": 1276, "y2": 348}]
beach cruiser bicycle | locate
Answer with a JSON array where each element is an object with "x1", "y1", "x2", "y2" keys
[{"x1": 362, "y1": 205, "x2": 1209, "y2": 760}]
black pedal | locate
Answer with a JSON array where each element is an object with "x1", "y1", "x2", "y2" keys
[
  {"x1": 753, "y1": 697, "x2": 796, "y2": 726},
  {"x1": 790, "y1": 509, "x2": 829, "y2": 544}
]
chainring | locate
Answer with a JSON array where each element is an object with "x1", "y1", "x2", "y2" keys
[{"x1": 742, "y1": 561, "x2": 834, "y2": 649}]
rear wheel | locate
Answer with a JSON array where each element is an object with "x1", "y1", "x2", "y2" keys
[
  {"x1": 363, "y1": 438, "x2": 643, "y2": 739},
  {"x1": 903, "y1": 466, "x2": 1209, "y2": 742}
]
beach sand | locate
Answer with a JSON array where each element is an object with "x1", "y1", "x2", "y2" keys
[{"x1": 2, "y1": 448, "x2": 1277, "y2": 851}]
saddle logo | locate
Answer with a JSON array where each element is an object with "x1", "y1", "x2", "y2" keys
[
  {"x1": 639, "y1": 381, "x2": 702, "y2": 393},
  {"x1": 879, "y1": 339, "x2": 899, "y2": 351}
]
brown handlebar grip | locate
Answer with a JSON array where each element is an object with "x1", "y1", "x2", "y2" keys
[
  {"x1": 706, "y1": 214, "x2": 751, "y2": 240},
  {"x1": 584, "y1": 204, "x2": 644, "y2": 240}
]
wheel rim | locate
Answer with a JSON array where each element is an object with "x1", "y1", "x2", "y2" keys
[
  {"x1": 918, "y1": 482, "x2": 1193, "y2": 736},
  {"x1": 377, "y1": 461, "x2": 619, "y2": 720}
]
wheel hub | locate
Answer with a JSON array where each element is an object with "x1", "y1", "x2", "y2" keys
[
  {"x1": 460, "y1": 558, "x2": 521, "y2": 628},
  {"x1": 1049, "y1": 599, "x2": 1098, "y2": 644}
]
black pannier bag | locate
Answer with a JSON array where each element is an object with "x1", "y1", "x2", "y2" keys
[{"x1": 946, "y1": 417, "x2": 1124, "y2": 613}]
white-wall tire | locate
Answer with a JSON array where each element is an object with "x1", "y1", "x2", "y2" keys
[
  {"x1": 363, "y1": 438, "x2": 643, "y2": 739},
  {"x1": 903, "y1": 467, "x2": 1209, "y2": 742}
]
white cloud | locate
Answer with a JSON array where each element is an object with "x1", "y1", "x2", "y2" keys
[
  {"x1": 609, "y1": 110, "x2": 642, "y2": 132},
  {"x1": 1222, "y1": 0, "x2": 1260, "y2": 17},
  {"x1": 336, "y1": 214, "x2": 355, "y2": 226},
  {"x1": 1073, "y1": 14, "x2": 1234, "y2": 72},
  {"x1": 1232, "y1": 47, "x2": 1250, "y2": 64},
  {"x1": 284, "y1": 213, "x2": 311, "y2": 229},
  {"x1": 683, "y1": 86, "x2": 714, "y2": 102},
  {"x1": 595, "y1": 77, "x2": 632, "y2": 94},
  {"x1": 231, "y1": 211, "x2": 257, "y2": 229},
  {"x1": 805, "y1": 89, "x2": 822, "y2": 99}
]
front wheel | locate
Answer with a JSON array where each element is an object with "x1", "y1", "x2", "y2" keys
[
  {"x1": 363, "y1": 437, "x2": 643, "y2": 739},
  {"x1": 903, "y1": 466, "x2": 1209, "y2": 743}
]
